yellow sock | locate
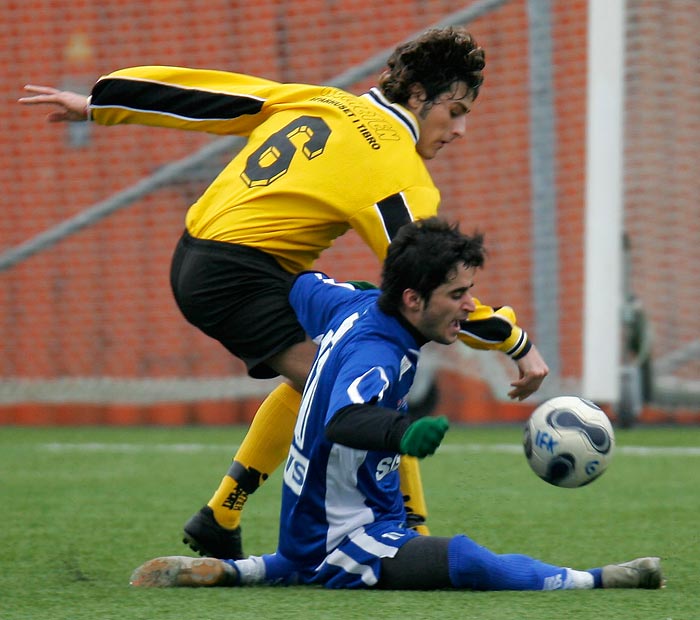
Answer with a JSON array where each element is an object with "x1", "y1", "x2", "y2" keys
[
  {"x1": 400, "y1": 455, "x2": 430, "y2": 535},
  {"x1": 208, "y1": 383, "x2": 301, "y2": 529}
]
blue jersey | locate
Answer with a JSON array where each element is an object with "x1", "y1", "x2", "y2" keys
[{"x1": 278, "y1": 272, "x2": 421, "y2": 586}]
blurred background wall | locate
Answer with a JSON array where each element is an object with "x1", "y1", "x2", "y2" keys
[{"x1": 1, "y1": 0, "x2": 698, "y2": 425}]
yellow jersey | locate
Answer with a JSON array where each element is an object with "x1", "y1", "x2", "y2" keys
[
  {"x1": 90, "y1": 66, "x2": 437, "y2": 273},
  {"x1": 89, "y1": 66, "x2": 530, "y2": 359}
]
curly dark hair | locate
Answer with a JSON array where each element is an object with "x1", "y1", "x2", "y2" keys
[
  {"x1": 378, "y1": 27, "x2": 485, "y2": 105},
  {"x1": 378, "y1": 217, "x2": 485, "y2": 313}
]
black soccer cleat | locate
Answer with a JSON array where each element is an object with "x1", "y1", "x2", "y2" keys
[
  {"x1": 404, "y1": 511, "x2": 430, "y2": 535},
  {"x1": 182, "y1": 506, "x2": 244, "y2": 560}
]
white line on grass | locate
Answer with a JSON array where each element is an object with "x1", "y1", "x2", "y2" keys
[
  {"x1": 42, "y1": 442, "x2": 235, "y2": 453},
  {"x1": 40, "y1": 442, "x2": 700, "y2": 457},
  {"x1": 440, "y1": 443, "x2": 700, "y2": 457}
]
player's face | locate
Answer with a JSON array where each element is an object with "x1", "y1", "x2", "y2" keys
[
  {"x1": 409, "y1": 82, "x2": 474, "y2": 160},
  {"x1": 414, "y1": 264, "x2": 477, "y2": 344}
]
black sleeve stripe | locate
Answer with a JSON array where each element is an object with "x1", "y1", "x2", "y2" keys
[
  {"x1": 459, "y1": 318, "x2": 512, "y2": 343},
  {"x1": 91, "y1": 77, "x2": 265, "y2": 121},
  {"x1": 376, "y1": 193, "x2": 413, "y2": 241},
  {"x1": 508, "y1": 332, "x2": 531, "y2": 359}
]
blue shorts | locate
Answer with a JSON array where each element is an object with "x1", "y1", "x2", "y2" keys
[{"x1": 307, "y1": 521, "x2": 420, "y2": 589}]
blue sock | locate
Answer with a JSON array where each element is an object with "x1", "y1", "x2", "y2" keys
[
  {"x1": 261, "y1": 552, "x2": 298, "y2": 585},
  {"x1": 225, "y1": 553, "x2": 298, "y2": 586},
  {"x1": 448, "y1": 535, "x2": 572, "y2": 591},
  {"x1": 588, "y1": 567, "x2": 603, "y2": 588}
]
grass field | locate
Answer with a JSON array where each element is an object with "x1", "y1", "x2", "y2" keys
[{"x1": 2, "y1": 424, "x2": 697, "y2": 620}]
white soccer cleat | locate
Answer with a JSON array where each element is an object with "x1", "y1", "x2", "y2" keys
[
  {"x1": 601, "y1": 557, "x2": 664, "y2": 589},
  {"x1": 130, "y1": 556, "x2": 240, "y2": 587}
]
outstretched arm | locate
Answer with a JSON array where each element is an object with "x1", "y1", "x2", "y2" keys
[
  {"x1": 19, "y1": 85, "x2": 89, "y2": 122},
  {"x1": 507, "y1": 344, "x2": 549, "y2": 401},
  {"x1": 23, "y1": 68, "x2": 296, "y2": 134},
  {"x1": 458, "y1": 299, "x2": 549, "y2": 400}
]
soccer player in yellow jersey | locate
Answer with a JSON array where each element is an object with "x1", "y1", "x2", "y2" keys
[{"x1": 20, "y1": 28, "x2": 548, "y2": 559}]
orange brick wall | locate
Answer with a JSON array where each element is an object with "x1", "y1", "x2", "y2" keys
[{"x1": 2, "y1": 1, "x2": 697, "y2": 425}]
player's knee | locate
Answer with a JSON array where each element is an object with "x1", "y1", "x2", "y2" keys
[{"x1": 447, "y1": 534, "x2": 498, "y2": 590}]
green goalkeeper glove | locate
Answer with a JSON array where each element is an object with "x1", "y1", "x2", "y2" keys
[
  {"x1": 346, "y1": 280, "x2": 378, "y2": 290},
  {"x1": 399, "y1": 415, "x2": 449, "y2": 458}
]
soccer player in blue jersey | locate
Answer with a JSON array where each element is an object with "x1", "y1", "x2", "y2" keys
[
  {"x1": 130, "y1": 218, "x2": 662, "y2": 591},
  {"x1": 20, "y1": 29, "x2": 550, "y2": 556}
]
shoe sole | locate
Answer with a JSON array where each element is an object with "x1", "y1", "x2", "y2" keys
[{"x1": 130, "y1": 556, "x2": 228, "y2": 587}]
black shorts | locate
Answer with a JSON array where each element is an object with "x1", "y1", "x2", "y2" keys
[{"x1": 170, "y1": 230, "x2": 307, "y2": 379}]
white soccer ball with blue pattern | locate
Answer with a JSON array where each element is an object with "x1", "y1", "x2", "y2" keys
[{"x1": 523, "y1": 396, "x2": 615, "y2": 488}]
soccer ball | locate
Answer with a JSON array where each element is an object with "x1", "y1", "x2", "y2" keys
[{"x1": 523, "y1": 396, "x2": 615, "y2": 488}]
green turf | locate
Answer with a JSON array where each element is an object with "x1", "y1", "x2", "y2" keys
[{"x1": 1, "y1": 424, "x2": 696, "y2": 620}]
